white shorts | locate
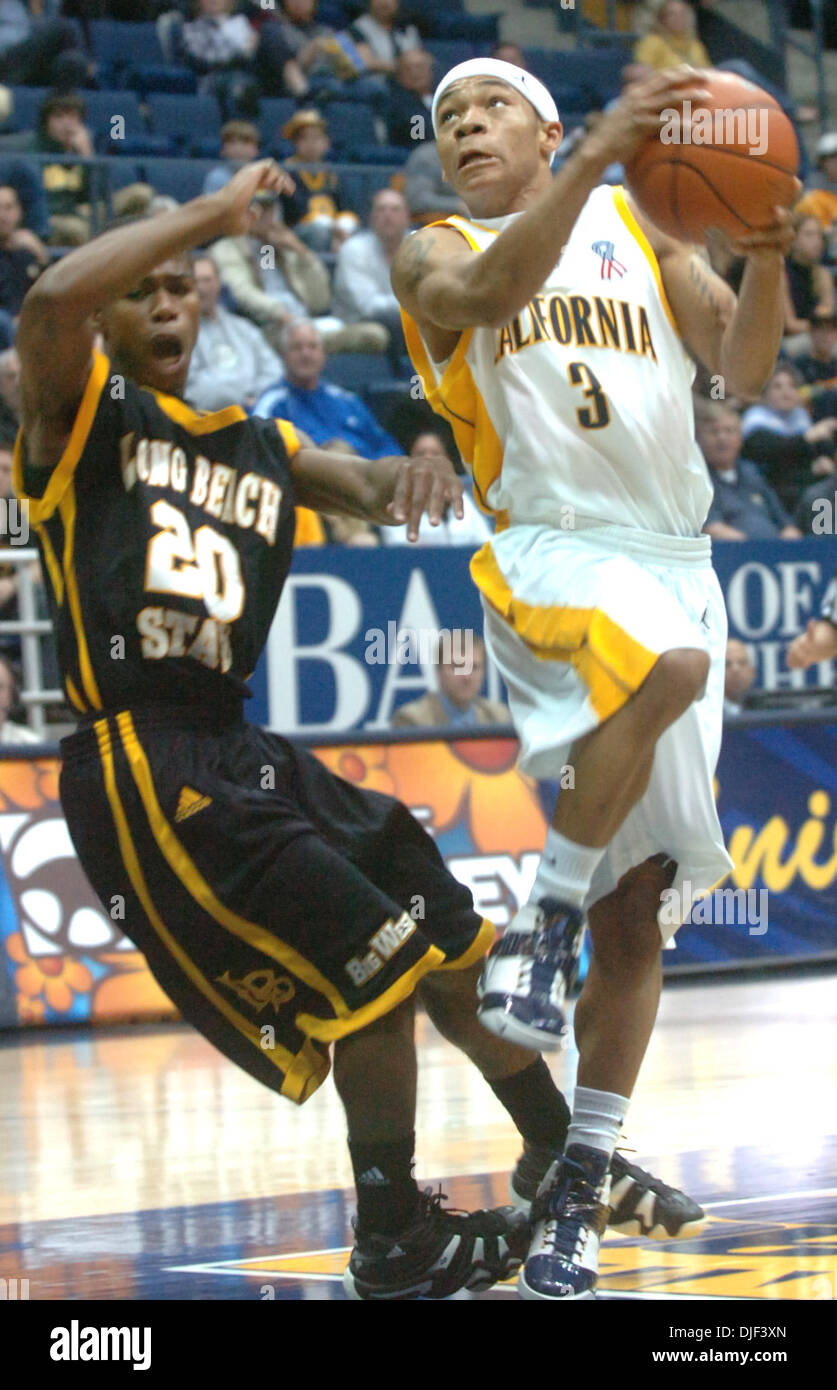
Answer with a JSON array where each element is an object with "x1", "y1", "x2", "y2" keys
[{"x1": 471, "y1": 519, "x2": 733, "y2": 941}]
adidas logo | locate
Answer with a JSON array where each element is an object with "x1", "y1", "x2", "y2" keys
[
  {"x1": 174, "y1": 785, "x2": 212, "y2": 822},
  {"x1": 357, "y1": 1167, "x2": 389, "y2": 1186}
]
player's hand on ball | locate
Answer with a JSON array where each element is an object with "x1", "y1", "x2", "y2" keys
[
  {"x1": 214, "y1": 160, "x2": 296, "y2": 236},
  {"x1": 787, "y1": 619, "x2": 837, "y2": 669},
  {"x1": 386, "y1": 452, "x2": 465, "y2": 542},
  {"x1": 587, "y1": 67, "x2": 710, "y2": 166},
  {"x1": 727, "y1": 203, "x2": 799, "y2": 258}
]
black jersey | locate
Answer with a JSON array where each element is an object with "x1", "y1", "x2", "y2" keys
[{"x1": 14, "y1": 351, "x2": 301, "y2": 719}]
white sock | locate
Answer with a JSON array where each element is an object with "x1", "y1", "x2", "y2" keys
[
  {"x1": 565, "y1": 1086, "x2": 629, "y2": 1162},
  {"x1": 512, "y1": 828, "x2": 605, "y2": 926}
]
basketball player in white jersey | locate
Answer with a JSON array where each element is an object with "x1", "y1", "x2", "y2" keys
[{"x1": 392, "y1": 58, "x2": 795, "y2": 1299}]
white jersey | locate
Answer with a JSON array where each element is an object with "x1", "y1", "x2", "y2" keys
[{"x1": 402, "y1": 184, "x2": 713, "y2": 538}]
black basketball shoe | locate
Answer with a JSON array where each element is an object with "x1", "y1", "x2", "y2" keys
[
  {"x1": 510, "y1": 1143, "x2": 707, "y2": 1239},
  {"x1": 343, "y1": 1187, "x2": 529, "y2": 1300}
]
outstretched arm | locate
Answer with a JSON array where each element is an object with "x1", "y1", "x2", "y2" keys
[
  {"x1": 17, "y1": 160, "x2": 293, "y2": 474},
  {"x1": 649, "y1": 202, "x2": 797, "y2": 400},
  {"x1": 290, "y1": 448, "x2": 464, "y2": 543}
]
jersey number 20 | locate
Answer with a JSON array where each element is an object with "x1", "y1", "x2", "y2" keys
[
  {"x1": 146, "y1": 500, "x2": 245, "y2": 623},
  {"x1": 568, "y1": 361, "x2": 610, "y2": 430}
]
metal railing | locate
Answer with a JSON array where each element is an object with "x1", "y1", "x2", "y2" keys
[{"x1": 0, "y1": 546, "x2": 64, "y2": 738}]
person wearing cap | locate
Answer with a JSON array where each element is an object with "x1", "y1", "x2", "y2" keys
[
  {"x1": 280, "y1": 110, "x2": 359, "y2": 252},
  {"x1": 392, "y1": 54, "x2": 796, "y2": 1300}
]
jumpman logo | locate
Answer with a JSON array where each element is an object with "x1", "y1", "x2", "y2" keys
[{"x1": 592, "y1": 240, "x2": 627, "y2": 280}]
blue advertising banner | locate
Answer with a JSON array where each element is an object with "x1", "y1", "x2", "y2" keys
[{"x1": 258, "y1": 539, "x2": 837, "y2": 735}]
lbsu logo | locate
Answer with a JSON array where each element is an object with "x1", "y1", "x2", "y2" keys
[{"x1": 592, "y1": 240, "x2": 626, "y2": 280}]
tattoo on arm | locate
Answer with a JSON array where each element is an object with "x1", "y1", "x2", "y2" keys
[
  {"x1": 395, "y1": 232, "x2": 437, "y2": 293},
  {"x1": 687, "y1": 255, "x2": 724, "y2": 317}
]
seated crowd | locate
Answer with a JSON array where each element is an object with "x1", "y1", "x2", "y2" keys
[{"x1": 0, "y1": 0, "x2": 833, "y2": 738}]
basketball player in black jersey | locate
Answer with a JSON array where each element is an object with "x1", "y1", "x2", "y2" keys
[{"x1": 15, "y1": 158, "x2": 703, "y2": 1300}]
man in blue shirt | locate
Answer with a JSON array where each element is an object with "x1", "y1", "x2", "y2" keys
[{"x1": 253, "y1": 318, "x2": 400, "y2": 457}]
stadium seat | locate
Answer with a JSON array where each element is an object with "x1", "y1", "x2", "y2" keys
[
  {"x1": 325, "y1": 102, "x2": 379, "y2": 159},
  {"x1": 127, "y1": 65, "x2": 197, "y2": 96},
  {"x1": 142, "y1": 157, "x2": 217, "y2": 203},
  {"x1": 424, "y1": 40, "x2": 479, "y2": 74},
  {"x1": 146, "y1": 94, "x2": 222, "y2": 155},
  {"x1": 105, "y1": 158, "x2": 142, "y2": 194},
  {"x1": 89, "y1": 21, "x2": 165, "y2": 85},
  {"x1": 257, "y1": 98, "x2": 297, "y2": 149},
  {"x1": 83, "y1": 90, "x2": 146, "y2": 150},
  {"x1": 323, "y1": 353, "x2": 394, "y2": 394},
  {"x1": 7, "y1": 86, "x2": 48, "y2": 133}
]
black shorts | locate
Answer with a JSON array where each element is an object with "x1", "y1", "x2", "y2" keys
[{"x1": 60, "y1": 706, "x2": 493, "y2": 1105}]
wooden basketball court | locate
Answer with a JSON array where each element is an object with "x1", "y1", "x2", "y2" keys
[{"x1": 2, "y1": 967, "x2": 835, "y2": 1302}]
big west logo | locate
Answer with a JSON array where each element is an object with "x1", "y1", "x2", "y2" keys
[
  {"x1": 345, "y1": 913, "x2": 416, "y2": 986},
  {"x1": 496, "y1": 294, "x2": 657, "y2": 364}
]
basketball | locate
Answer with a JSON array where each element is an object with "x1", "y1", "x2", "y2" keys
[{"x1": 624, "y1": 71, "x2": 799, "y2": 241}]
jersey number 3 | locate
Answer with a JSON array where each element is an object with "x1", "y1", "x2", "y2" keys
[
  {"x1": 146, "y1": 500, "x2": 245, "y2": 622},
  {"x1": 568, "y1": 361, "x2": 610, "y2": 430}
]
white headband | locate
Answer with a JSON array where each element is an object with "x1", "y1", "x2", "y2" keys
[{"x1": 431, "y1": 58, "x2": 560, "y2": 144}]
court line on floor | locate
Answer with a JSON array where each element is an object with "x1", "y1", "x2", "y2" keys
[{"x1": 703, "y1": 1188, "x2": 837, "y2": 1211}]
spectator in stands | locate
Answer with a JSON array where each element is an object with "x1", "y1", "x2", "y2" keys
[
  {"x1": 795, "y1": 308, "x2": 837, "y2": 420},
  {"x1": 391, "y1": 633, "x2": 510, "y2": 730},
  {"x1": 741, "y1": 365, "x2": 837, "y2": 513},
  {"x1": 177, "y1": 0, "x2": 260, "y2": 117},
  {"x1": 782, "y1": 214, "x2": 836, "y2": 356},
  {"x1": 697, "y1": 401, "x2": 802, "y2": 540},
  {"x1": 492, "y1": 43, "x2": 528, "y2": 69},
  {"x1": 0, "y1": 181, "x2": 45, "y2": 342},
  {"x1": 384, "y1": 47, "x2": 434, "y2": 148},
  {"x1": 253, "y1": 318, "x2": 400, "y2": 458},
  {"x1": 0, "y1": 655, "x2": 37, "y2": 743},
  {"x1": 202, "y1": 120, "x2": 261, "y2": 196},
  {"x1": 633, "y1": 0, "x2": 710, "y2": 71},
  {"x1": 266, "y1": 0, "x2": 383, "y2": 102},
  {"x1": 185, "y1": 254, "x2": 281, "y2": 411},
  {"x1": 0, "y1": 150, "x2": 49, "y2": 241},
  {"x1": 333, "y1": 187, "x2": 409, "y2": 367},
  {"x1": 404, "y1": 137, "x2": 468, "y2": 224},
  {"x1": 1, "y1": 93, "x2": 152, "y2": 245},
  {"x1": 0, "y1": 3, "x2": 88, "y2": 90},
  {"x1": 280, "y1": 109, "x2": 359, "y2": 252},
  {"x1": 796, "y1": 132, "x2": 837, "y2": 258},
  {"x1": 349, "y1": 0, "x2": 420, "y2": 75},
  {"x1": 724, "y1": 639, "x2": 756, "y2": 717},
  {"x1": 0, "y1": 343, "x2": 19, "y2": 432},
  {"x1": 211, "y1": 190, "x2": 387, "y2": 354},
  {"x1": 381, "y1": 431, "x2": 493, "y2": 548}
]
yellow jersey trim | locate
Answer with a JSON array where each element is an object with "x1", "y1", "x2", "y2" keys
[
  {"x1": 150, "y1": 392, "x2": 247, "y2": 435},
  {"x1": 65, "y1": 675, "x2": 85, "y2": 713},
  {"x1": 34, "y1": 522, "x2": 63, "y2": 607},
  {"x1": 470, "y1": 542, "x2": 659, "y2": 720},
  {"x1": 115, "y1": 711, "x2": 351, "y2": 1016},
  {"x1": 59, "y1": 484, "x2": 101, "y2": 710},
  {"x1": 611, "y1": 186, "x2": 680, "y2": 337},
  {"x1": 276, "y1": 418, "x2": 301, "y2": 459},
  {"x1": 433, "y1": 916, "x2": 496, "y2": 972},
  {"x1": 13, "y1": 350, "x2": 110, "y2": 525},
  {"x1": 295, "y1": 944, "x2": 445, "y2": 1043},
  {"x1": 92, "y1": 718, "x2": 324, "y2": 1105}
]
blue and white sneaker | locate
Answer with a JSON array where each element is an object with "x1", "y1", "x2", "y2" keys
[
  {"x1": 519, "y1": 1144, "x2": 611, "y2": 1301},
  {"x1": 476, "y1": 897, "x2": 586, "y2": 1051}
]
